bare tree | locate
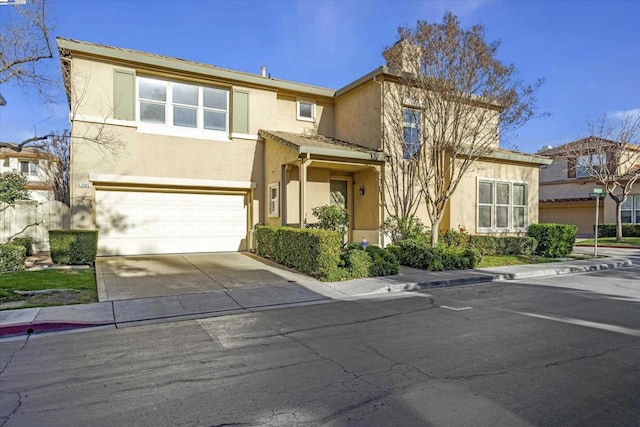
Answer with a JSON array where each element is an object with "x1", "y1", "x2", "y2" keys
[
  {"x1": 382, "y1": 13, "x2": 543, "y2": 246},
  {"x1": 36, "y1": 131, "x2": 70, "y2": 206},
  {"x1": 0, "y1": 0, "x2": 55, "y2": 96},
  {"x1": 562, "y1": 115, "x2": 640, "y2": 242},
  {"x1": 0, "y1": 0, "x2": 57, "y2": 152}
]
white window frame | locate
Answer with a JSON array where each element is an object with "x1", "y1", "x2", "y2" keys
[
  {"x1": 268, "y1": 182, "x2": 280, "y2": 217},
  {"x1": 402, "y1": 107, "x2": 421, "y2": 160},
  {"x1": 19, "y1": 160, "x2": 38, "y2": 178},
  {"x1": 296, "y1": 98, "x2": 316, "y2": 122},
  {"x1": 477, "y1": 178, "x2": 529, "y2": 233},
  {"x1": 621, "y1": 195, "x2": 640, "y2": 224},
  {"x1": 136, "y1": 76, "x2": 230, "y2": 140}
]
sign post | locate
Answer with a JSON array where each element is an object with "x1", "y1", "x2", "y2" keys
[{"x1": 589, "y1": 189, "x2": 605, "y2": 257}]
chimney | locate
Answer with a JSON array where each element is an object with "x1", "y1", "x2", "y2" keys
[
  {"x1": 261, "y1": 66, "x2": 267, "y2": 77},
  {"x1": 382, "y1": 39, "x2": 421, "y2": 75}
]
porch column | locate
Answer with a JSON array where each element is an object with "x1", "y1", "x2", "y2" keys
[{"x1": 299, "y1": 158, "x2": 309, "y2": 228}]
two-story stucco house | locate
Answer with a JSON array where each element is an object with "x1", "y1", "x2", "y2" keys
[
  {"x1": 539, "y1": 137, "x2": 640, "y2": 236},
  {"x1": 58, "y1": 38, "x2": 550, "y2": 256},
  {"x1": 0, "y1": 147, "x2": 52, "y2": 202}
]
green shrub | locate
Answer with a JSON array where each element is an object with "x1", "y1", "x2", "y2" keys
[
  {"x1": 441, "y1": 227, "x2": 470, "y2": 248},
  {"x1": 596, "y1": 223, "x2": 640, "y2": 238},
  {"x1": 11, "y1": 237, "x2": 34, "y2": 257},
  {"x1": 0, "y1": 171, "x2": 29, "y2": 204},
  {"x1": 308, "y1": 205, "x2": 349, "y2": 237},
  {"x1": 49, "y1": 230, "x2": 98, "y2": 265},
  {"x1": 340, "y1": 246, "x2": 372, "y2": 279},
  {"x1": 528, "y1": 223, "x2": 578, "y2": 258},
  {"x1": 396, "y1": 239, "x2": 481, "y2": 271},
  {"x1": 256, "y1": 226, "x2": 341, "y2": 280},
  {"x1": 0, "y1": 243, "x2": 26, "y2": 272},
  {"x1": 382, "y1": 215, "x2": 429, "y2": 244},
  {"x1": 463, "y1": 248, "x2": 482, "y2": 268},
  {"x1": 366, "y1": 245, "x2": 400, "y2": 276},
  {"x1": 464, "y1": 235, "x2": 537, "y2": 256}
]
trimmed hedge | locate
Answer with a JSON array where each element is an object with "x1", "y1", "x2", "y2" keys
[
  {"x1": 11, "y1": 237, "x2": 34, "y2": 257},
  {"x1": 596, "y1": 223, "x2": 640, "y2": 238},
  {"x1": 441, "y1": 229, "x2": 537, "y2": 256},
  {"x1": 395, "y1": 239, "x2": 481, "y2": 271},
  {"x1": 528, "y1": 223, "x2": 577, "y2": 258},
  {"x1": 255, "y1": 226, "x2": 400, "y2": 281},
  {"x1": 49, "y1": 230, "x2": 99, "y2": 265},
  {"x1": 0, "y1": 243, "x2": 26, "y2": 273},
  {"x1": 256, "y1": 226, "x2": 342, "y2": 279}
]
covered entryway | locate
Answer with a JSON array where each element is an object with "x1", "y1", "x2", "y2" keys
[{"x1": 95, "y1": 189, "x2": 248, "y2": 255}]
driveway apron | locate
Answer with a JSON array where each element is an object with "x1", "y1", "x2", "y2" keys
[{"x1": 96, "y1": 252, "x2": 320, "y2": 301}]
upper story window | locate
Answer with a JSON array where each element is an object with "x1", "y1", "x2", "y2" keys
[
  {"x1": 138, "y1": 77, "x2": 229, "y2": 133},
  {"x1": 19, "y1": 161, "x2": 38, "y2": 178},
  {"x1": 297, "y1": 99, "x2": 315, "y2": 122},
  {"x1": 403, "y1": 108, "x2": 421, "y2": 159},
  {"x1": 478, "y1": 179, "x2": 527, "y2": 231},
  {"x1": 576, "y1": 153, "x2": 608, "y2": 178}
]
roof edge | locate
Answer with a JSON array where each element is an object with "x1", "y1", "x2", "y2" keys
[{"x1": 57, "y1": 38, "x2": 336, "y2": 98}]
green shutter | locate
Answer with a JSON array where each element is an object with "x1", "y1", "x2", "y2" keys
[
  {"x1": 232, "y1": 90, "x2": 249, "y2": 134},
  {"x1": 113, "y1": 70, "x2": 135, "y2": 121}
]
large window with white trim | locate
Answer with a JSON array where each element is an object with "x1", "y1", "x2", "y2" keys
[
  {"x1": 138, "y1": 77, "x2": 228, "y2": 133},
  {"x1": 478, "y1": 179, "x2": 528, "y2": 231},
  {"x1": 621, "y1": 195, "x2": 640, "y2": 224}
]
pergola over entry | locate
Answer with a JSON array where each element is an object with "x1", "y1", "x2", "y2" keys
[{"x1": 259, "y1": 130, "x2": 388, "y2": 245}]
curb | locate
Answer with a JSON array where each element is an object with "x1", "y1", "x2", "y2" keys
[{"x1": 1, "y1": 257, "x2": 635, "y2": 339}]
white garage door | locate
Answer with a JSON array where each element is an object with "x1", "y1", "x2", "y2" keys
[{"x1": 95, "y1": 189, "x2": 247, "y2": 255}]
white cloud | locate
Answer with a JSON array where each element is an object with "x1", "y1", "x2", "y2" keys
[{"x1": 609, "y1": 108, "x2": 640, "y2": 121}]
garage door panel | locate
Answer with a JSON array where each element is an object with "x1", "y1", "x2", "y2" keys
[{"x1": 96, "y1": 190, "x2": 247, "y2": 255}]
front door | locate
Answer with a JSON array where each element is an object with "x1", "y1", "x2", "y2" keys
[{"x1": 330, "y1": 178, "x2": 352, "y2": 242}]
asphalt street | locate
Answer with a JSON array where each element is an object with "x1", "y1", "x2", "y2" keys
[{"x1": 1, "y1": 266, "x2": 639, "y2": 426}]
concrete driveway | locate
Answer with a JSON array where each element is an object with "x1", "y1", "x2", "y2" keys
[{"x1": 96, "y1": 252, "x2": 321, "y2": 301}]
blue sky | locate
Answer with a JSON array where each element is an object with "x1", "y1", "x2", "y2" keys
[{"x1": 0, "y1": 0, "x2": 638, "y2": 154}]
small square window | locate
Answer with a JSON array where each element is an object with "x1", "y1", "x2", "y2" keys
[{"x1": 297, "y1": 99, "x2": 315, "y2": 122}]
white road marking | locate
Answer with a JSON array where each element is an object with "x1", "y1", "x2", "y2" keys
[
  {"x1": 441, "y1": 305, "x2": 473, "y2": 311},
  {"x1": 515, "y1": 311, "x2": 640, "y2": 337}
]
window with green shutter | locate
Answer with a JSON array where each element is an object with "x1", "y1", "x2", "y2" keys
[
  {"x1": 113, "y1": 70, "x2": 135, "y2": 121},
  {"x1": 232, "y1": 90, "x2": 249, "y2": 134}
]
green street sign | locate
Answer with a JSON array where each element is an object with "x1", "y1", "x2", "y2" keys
[
  {"x1": 589, "y1": 192, "x2": 605, "y2": 198},
  {"x1": 592, "y1": 188, "x2": 604, "y2": 194}
]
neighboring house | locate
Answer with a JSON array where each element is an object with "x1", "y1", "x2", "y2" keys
[
  {"x1": 538, "y1": 137, "x2": 640, "y2": 236},
  {"x1": 58, "y1": 38, "x2": 550, "y2": 256},
  {"x1": 0, "y1": 147, "x2": 53, "y2": 202}
]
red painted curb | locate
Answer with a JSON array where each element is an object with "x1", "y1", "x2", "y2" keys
[{"x1": 0, "y1": 321, "x2": 113, "y2": 338}]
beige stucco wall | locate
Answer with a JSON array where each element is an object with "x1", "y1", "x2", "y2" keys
[
  {"x1": 539, "y1": 159, "x2": 567, "y2": 182},
  {"x1": 335, "y1": 80, "x2": 382, "y2": 149},
  {"x1": 275, "y1": 94, "x2": 335, "y2": 137}
]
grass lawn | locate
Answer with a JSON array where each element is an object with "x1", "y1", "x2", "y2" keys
[
  {"x1": 577, "y1": 237, "x2": 640, "y2": 247},
  {"x1": 0, "y1": 269, "x2": 97, "y2": 309},
  {"x1": 478, "y1": 255, "x2": 560, "y2": 268}
]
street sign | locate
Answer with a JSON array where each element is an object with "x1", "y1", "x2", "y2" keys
[
  {"x1": 592, "y1": 188, "x2": 604, "y2": 194},
  {"x1": 589, "y1": 192, "x2": 605, "y2": 198}
]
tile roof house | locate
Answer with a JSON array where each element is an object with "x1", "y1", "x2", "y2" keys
[
  {"x1": 58, "y1": 38, "x2": 550, "y2": 256},
  {"x1": 0, "y1": 147, "x2": 53, "y2": 202},
  {"x1": 538, "y1": 136, "x2": 640, "y2": 235}
]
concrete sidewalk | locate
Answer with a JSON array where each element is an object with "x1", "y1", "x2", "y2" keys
[{"x1": 1, "y1": 251, "x2": 637, "y2": 338}]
